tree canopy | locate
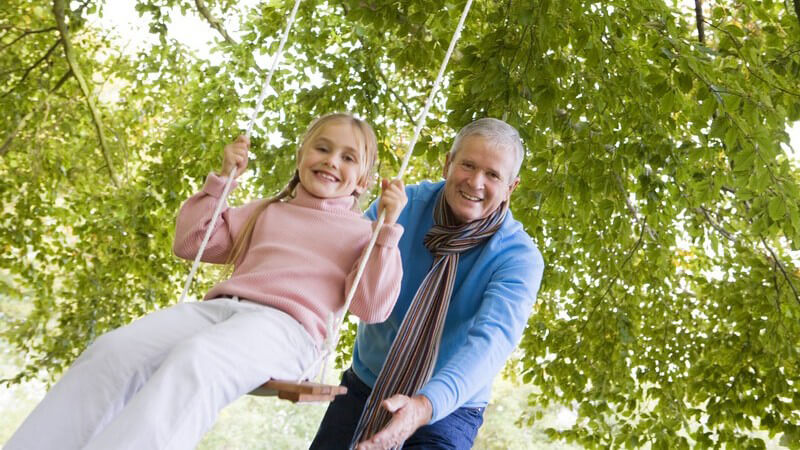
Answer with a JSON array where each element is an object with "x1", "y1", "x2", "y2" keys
[{"x1": 2, "y1": 0, "x2": 800, "y2": 448}]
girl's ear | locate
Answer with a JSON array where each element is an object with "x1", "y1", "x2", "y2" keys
[
  {"x1": 353, "y1": 178, "x2": 368, "y2": 196},
  {"x1": 296, "y1": 141, "x2": 307, "y2": 165}
]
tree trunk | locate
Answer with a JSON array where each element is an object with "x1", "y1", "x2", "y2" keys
[{"x1": 52, "y1": 0, "x2": 119, "y2": 186}]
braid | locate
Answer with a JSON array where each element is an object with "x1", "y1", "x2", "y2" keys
[
  {"x1": 280, "y1": 170, "x2": 301, "y2": 200},
  {"x1": 222, "y1": 171, "x2": 301, "y2": 275}
]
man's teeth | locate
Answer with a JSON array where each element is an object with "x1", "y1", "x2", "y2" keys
[{"x1": 460, "y1": 191, "x2": 481, "y2": 202}]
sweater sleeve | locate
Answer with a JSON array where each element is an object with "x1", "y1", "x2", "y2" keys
[
  {"x1": 417, "y1": 245, "x2": 544, "y2": 423},
  {"x1": 173, "y1": 172, "x2": 243, "y2": 264},
  {"x1": 345, "y1": 223, "x2": 404, "y2": 323}
]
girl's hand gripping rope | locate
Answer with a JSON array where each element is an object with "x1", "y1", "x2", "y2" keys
[
  {"x1": 378, "y1": 179, "x2": 407, "y2": 225},
  {"x1": 219, "y1": 135, "x2": 250, "y2": 179}
]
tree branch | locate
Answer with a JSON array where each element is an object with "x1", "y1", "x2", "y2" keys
[
  {"x1": 760, "y1": 236, "x2": 800, "y2": 307},
  {"x1": 695, "y1": 206, "x2": 736, "y2": 241},
  {"x1": 192, "y1": 0, "x2": 266, "y2": 77},
  {"x1": 794, "y1": 0, "x2": 800, "y2": 29},
  {"x1": 193, "y1": 0, "x2": 238, "y2": 46},
  {"x1": 344, "y1": 9, "x2": 416, "y2": 125},
  {"x1": 694, "y1": 0, "x2": 705, "y2": 44},
  {"x1": 772, "y1": 273, "x2": 783, "y2": 316},
  {"x1": 52, "y1": 0, "x2": 118, "y2": 186},
  {"x1": 374, "y1": 65, "x2": 416, "y2": 124},
  {"x1": 703, "y1": 19, "x2": 800, "y2": 98},
  {"x1": 614, "y1": 173, "x2": 657, "y2": 240},
  {"x1": 579, "y1": 222, "x2": 646, "y2": 336},
  {"x1": 1, "y1": 70, "x2": 73, "y2": 157},
  {"x1": 716, "y1": 193, "x2": 798, "y2": 307},
  {"x1": 0, "y1": 26, "x2": 58, "y2": 53},
  {"x1": 1, "y1": 112, "x2": 32, "y2": 158},
  {"x1": 1, "y1": 40, "x2": 61, "y2": 98}
]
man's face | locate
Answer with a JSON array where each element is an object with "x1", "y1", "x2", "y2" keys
[{"x1": 442, "y1": 135, "x2": 520, "y2": 224}]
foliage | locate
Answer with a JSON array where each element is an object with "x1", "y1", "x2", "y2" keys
[{"x1": 2, "y1": 0, "x2": 800, "y2": 448}]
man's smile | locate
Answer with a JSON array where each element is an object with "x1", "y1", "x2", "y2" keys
[{"x1": 458, "y1": 190, "x2": 482, "y2": 202}]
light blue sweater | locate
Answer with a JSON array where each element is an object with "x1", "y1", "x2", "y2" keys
[{"x1": 353, "y1": 180, "x2": 544, "y2": 423}]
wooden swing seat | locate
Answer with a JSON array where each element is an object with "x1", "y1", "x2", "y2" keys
[{"x1": 251, "y1": 379, "x2": 347, "y2": 403}]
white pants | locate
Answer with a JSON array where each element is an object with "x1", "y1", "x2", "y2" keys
[{"x1": 5, "y1": 298, "x2": 318, "y2": 450}]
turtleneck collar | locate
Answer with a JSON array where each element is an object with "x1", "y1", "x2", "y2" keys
[{"x1": 288, "y1": 183, "x2": 358, "y2": 214}]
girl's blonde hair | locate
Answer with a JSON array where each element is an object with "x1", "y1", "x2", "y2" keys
[{"x1": 224, "y1": 113, "x2": 378, "y2": 268}]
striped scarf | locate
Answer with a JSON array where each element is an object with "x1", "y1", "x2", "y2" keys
[{"x1": 350, "y1": 191, "x2": 508, "y2": 448}]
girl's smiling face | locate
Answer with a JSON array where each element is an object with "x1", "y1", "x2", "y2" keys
[{"x1": 297, "y1": 120, "x2": 368, "y2": 199}]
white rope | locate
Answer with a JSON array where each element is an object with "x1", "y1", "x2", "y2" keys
[
  {"x1": 177, "y1": 171, "x2": 237, "y2": 304},
  {"x1": 246, "y1": 0, "x2": 302, "y2": 139},
  {"x1": 178, "y1": 0, "x2": 475, "y2": 390},
  {"x1": 309, "y1": 0, "x2": 474, "y2": 383},
  {"x1": 178, "y1": 0, "x2": 302, "y2": 304}
]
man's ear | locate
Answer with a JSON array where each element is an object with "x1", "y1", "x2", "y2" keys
[
  {"x1": 506, "y1": 176, "x2": 521, "y2": 201},
  {"x1": 442, "y1": 153, "x2": 452, "y2": 179}
]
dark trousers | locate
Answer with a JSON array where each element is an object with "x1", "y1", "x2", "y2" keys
[{"x1": 310, "y1": 368, "x2": 484, "y2": 449}]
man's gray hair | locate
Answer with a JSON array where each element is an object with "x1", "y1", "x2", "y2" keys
[{"x1": 449, "y1": 118, "x2": 525, "y2": 180}]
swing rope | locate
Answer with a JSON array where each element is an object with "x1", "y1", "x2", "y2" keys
[
  {"x1": 177, "y1": 0, "x2": 474, "y2": 398},
  {"x1": 178, "y1": 0, "x2": 302, "y2": 305},
  {"x1": 300, "y1": 0, "x2": 474, "y2": 383}
]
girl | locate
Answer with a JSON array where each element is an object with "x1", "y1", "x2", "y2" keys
[{"x1": 7, "y1": 113, "x2": 407, "y2": 450}]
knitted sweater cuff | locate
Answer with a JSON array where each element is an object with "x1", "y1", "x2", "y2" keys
[{"x1": 202, "y1": 172, "x2": 239, "y2": 198}]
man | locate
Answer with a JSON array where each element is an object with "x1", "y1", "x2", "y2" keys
[{"x1": 311, "y1": 118, "x2": 544, "y2": 449}]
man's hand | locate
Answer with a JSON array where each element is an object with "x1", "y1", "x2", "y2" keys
[{"x1": 356, "y1": 394, "x2": 433, "y2": 450}]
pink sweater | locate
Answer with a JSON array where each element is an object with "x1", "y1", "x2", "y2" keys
[{"x1": 173, "y1": 173, "x2": 404, "y2": 346}]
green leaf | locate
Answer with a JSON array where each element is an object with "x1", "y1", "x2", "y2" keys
[
  {"x1": 768, "y1": 197, "x2": 785, "y2": 221},
  {"x1": 676, "y1": 72, "x2": 693, "y2": 93}
]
